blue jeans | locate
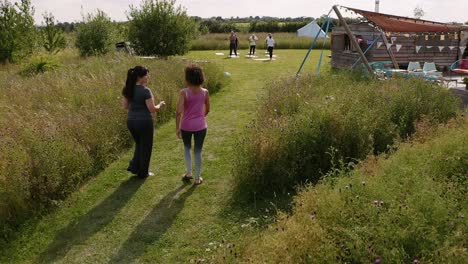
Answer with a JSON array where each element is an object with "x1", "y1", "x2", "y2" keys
[{"x1": 181, "y1": 129, "x2": 207, "y2": 179}]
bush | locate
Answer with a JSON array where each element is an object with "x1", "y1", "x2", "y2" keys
[
  {"x1": 199, "y1": 20, "x2": 239, "y2": 33},
  {"x1": 249, "y1": 21, "x2": 308, "y2": 33},
  {"x1": 0, "y1": 0, "x2": 37, "y2": 63},
  {"x1": 0, "y1": 54, "x2": 228, "y2": 242},
  {"x1": 40, "y1": 12, "x2": 67, "y2": 54},
  {"x1": 75, "y1": 10, "x2": 115, "y2": 57},
  {"x1": 239, "y1": 119, "x2": 468, "y2": 263},
  {"x1": 128, "y1": 0, "x2": 196, "y2": 57},
  {"x1": 19, "y1": 55, "x2": 61, "y2": 76},
  {"x1": 233, "y1": 73, "x2": 459, "y2": 200}
]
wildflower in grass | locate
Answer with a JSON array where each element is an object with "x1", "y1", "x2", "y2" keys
[
  {"x1": 375, "y1": 257, "x2": 382, "y2": 263},
  {"x1": 374, "y1": 200, "x2": 379, "y2": 206},
  {"x1": 380, "y1": 201, "x2": 385, "y2": 206},
  {"x1": 362, "y1": 181, "x2": 366, "y2": 186}
]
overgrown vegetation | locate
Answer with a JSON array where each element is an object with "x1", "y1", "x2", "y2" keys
[
  {"x1": 249, "y1": 21, "x2": 307, "y2": 33},
  {"x1": 0, "y1": 0, "x2": 37, "y2": 63},
  {"x1": 238, "y1": 118, "x2": 467, "y2": 263},
  {"x1": 75, "y1": 10, "x2": 115, "y2": 57},
  {"x1": 0, "y1": 54, "x2": 228, "y2": 241},
  {"x1": 191, "y1": 33, "x2": 330, "y2": 50},
  {"x1": 233, "y1": 73, "x2": 460, "y2": 200},
  {"x1": 19, "y1": 55, "x2": 61, "y2": 76},
  {"x1": 40, "y1": 12, "x2": 67, "y2": 54},
  {"x1": 128, "y1": 0, "x2": 197, "y2": 57}
]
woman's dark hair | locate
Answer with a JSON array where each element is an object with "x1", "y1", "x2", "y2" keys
[
  {"x1": 185, "y1": 64, "x2": 205, "y2": 86},
  {"x1": 122, "y1": 66, "x2": 149, "y2": 100}
]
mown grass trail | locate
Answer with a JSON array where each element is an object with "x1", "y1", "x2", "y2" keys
[{"x1": 1, "y1": 50, "x2": 329, "y2": 263}]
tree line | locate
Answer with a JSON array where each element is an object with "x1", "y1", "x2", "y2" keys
[
  {"x1": 0, "y1": 0, "x2": 197, "y2": 63},
  {"x1": 7, "y1": 0, "x2": 462, "y2": 64}
]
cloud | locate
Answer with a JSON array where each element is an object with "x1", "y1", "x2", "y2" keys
[{"x1": 31, "y1": 0, "x2": 468, "y2": 24}]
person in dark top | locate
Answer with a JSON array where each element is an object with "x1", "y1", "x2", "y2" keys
[
  {"x1": 122, "y1": 66, "x2": 165, "y2": 178},
  {"x1": 229, "y1": 31, "x2": 239, "y2": 57}
]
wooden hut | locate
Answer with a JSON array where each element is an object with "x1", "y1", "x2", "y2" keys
[{"x1": 331, "y1": 7, "x2": 468, "y2": 71}]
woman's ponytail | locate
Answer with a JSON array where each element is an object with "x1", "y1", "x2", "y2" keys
[{"x1": 122, "y1": 66, "x2": 149, "y2": 100}]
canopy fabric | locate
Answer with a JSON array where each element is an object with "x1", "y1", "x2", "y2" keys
[
  {"x1": 297, "y1": 21, "x2": 327, "y2": 38},
  {"x1": 344, "y1": 7, "x2": 466, "y2": 33}
]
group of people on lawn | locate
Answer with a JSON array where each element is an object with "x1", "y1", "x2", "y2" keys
[{"x1": 229, "y1": 31, "x2": 276, "y2": 60}]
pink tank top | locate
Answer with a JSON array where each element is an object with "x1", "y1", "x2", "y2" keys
[{"x1": 181, "y1": 88, "x2": 208, "y2": 132}]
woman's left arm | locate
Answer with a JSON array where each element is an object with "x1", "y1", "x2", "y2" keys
[
  {"x1": 205, "y1": 90, "x2": 210, "y2": 116},
  {"x1": 122, "y1": 97, "x2": 129, "y2": 110}
]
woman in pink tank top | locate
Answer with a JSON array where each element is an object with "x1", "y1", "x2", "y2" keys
[{"x1": 176, "y1": 65, "x2": 211, "y2": 185}]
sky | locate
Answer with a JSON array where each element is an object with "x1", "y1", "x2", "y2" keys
[{"x1": 31, "y1": 0, "x2": 468, "y2": 24}]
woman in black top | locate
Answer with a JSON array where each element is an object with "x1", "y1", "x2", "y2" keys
[{"x1": 122, "y1": 66, "x2": 165, "y2": 178}]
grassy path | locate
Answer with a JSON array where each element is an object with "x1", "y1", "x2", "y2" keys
[{"x1": 1, "y1": 50, "x2": 328, "y2": 263}]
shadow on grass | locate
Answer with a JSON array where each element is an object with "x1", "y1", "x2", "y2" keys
[
  {"x1": 219, "y1": 189, "x2": 295, "y2": 231},
  {"x1": 37, "y1": 176, "x2": 145, "y2": 264},
  {"x1": 108, "y1": 184, "x2": 196, "y2": 264}
]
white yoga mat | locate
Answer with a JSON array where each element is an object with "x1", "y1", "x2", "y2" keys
[{"x1": 215, "y1": 53, "x2": 224, "y2": 56}]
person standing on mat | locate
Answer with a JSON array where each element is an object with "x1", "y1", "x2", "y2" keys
[
  {"x1": 266, "y1": 33, "x2": 275, "y2": 61},
  {"x1": 248, "y1": 34, "x2": 258, "y2": 56},
  {"x1": 229, "y1": 31, "x2": 239, "y2": 57},
  {"x1": 122, "y1": 66, "x2": 166, "y2": 179},
  {"x1": 176, "y1": 65, "x2": 211, "y2": 185}
]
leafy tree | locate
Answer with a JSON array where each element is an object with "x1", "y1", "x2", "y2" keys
[
  {"x1": 0, "y1": 0, "x2": 37, "y2": 63},
  {"x1": 414, "y1": 6, "x2": 425, "y2": 19},
  {"x1": 75, "y1": 10, "x2": 115, "y2": 57},
  {"x1": 115, "y1": 22, "x2": 130, "y2": 42},
  {"x1": 40, "y1": 12, "x2": 66, "y2": 54},
  {"x1": 128, "y1": 0, "x2": 196, "y2": 57}
]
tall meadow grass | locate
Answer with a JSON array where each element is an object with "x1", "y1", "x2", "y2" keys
[
  {"x1": 191, "y1": 33, "x2": 330, "y2": 50},
  {"x1": 0, "y1": 52, "x2": 228, "y2": 240},
  {"x1": 233, "y1": 72, "x2": 460, "y2": 200},
  {"x1": 239, "y1": 118, "x2": 467, "y2": 262}
]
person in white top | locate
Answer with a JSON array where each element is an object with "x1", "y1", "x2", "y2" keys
[
  {"x1": 266, "y1": 33, "x2": 275, "y2": 61},
  {"x1": 248, "y1": 34, "x2": 259, "y2": 56}
]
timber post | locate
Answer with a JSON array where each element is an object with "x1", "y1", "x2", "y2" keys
[{"x1": 332, "y1": 5, "x2": 374, "y2": 75}]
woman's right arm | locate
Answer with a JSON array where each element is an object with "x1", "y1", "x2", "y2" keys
[{"x1": 175, "y1": 90, "x2": 185, "y2": 139}]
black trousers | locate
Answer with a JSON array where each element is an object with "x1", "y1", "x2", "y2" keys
[
  {"x1": 230, "y1": 43, "x2": 237, "y2": 56},
  {"x1": 127, "y1": 119, "x2": 154, "y2": 178},
  {"x1": 268, "y1": 47, "x2": 274, "y2": 59},
  {"x1": 249, "y1": 45, "x2": 256, "y2": 55}
]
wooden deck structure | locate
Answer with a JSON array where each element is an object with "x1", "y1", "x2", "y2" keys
[{"x1": 331, "y1": 7, "x2": 468, "y2": 71}]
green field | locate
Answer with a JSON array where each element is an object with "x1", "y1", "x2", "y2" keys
[{"x1": 0, "y1": 50, "x2": 329, "y2": 263}]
